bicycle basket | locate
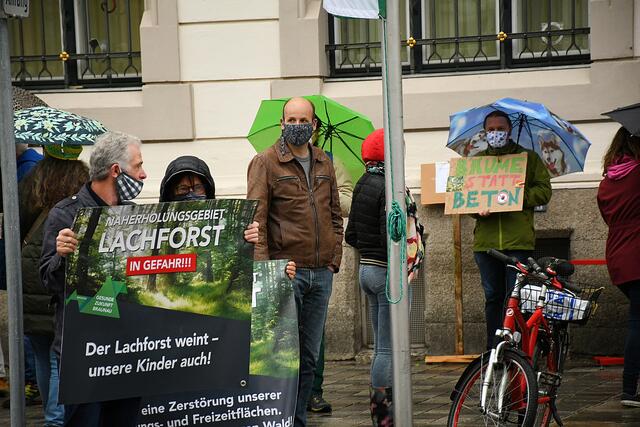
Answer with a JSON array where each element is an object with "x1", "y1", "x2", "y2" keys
[{"x1": 520, "y1": 282, "x2": 604, "y2": 323}]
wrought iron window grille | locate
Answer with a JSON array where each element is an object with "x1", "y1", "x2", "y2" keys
[
  {"x1": 9, "y1": 0, "x2": 143, "y2": 89},
  {"x1": 327, "y1": 0, "x2": 590, "y2": 78}
]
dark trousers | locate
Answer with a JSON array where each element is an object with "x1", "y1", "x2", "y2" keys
[
  {"x1": 619, "y1": 281, "x2": 640, "y2": 396},
  {"x1": 292, "y1": 267, "x2": 333, "y2": 427},
  {"x1": 311, "y1": 332, "x2": 325, "y2": 396},
  {"x1": 64, "y1": 397, "x2": 141, "y2": 427},
  {"x1": 474, "y1": 250, "x2": 533, "y2": 350}
]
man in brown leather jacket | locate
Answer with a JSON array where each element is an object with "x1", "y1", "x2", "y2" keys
[{"x1": 247, "y1": 97, "x2": 343, "y2": 427}]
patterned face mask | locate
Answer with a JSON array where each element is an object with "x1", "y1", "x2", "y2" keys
[
  {"x1": 282, "y1": 123, "x2": 313, "y2": 147},
  {"x1": 173, "y1": 192, "x2": 207, "y2": 202},
  {"x1": 116, "y1": 171, "x2": 144, "y2": 201},
  {"x1": 486, "y1": 130, "x2": 509, "y2": 148}
]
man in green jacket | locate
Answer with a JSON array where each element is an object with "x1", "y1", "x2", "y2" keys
[{"x1": 473, "y1": 110, "x2": 552, "y2": 350}]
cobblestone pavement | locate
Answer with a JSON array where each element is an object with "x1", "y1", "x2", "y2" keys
[
  {"x1": 2, "y1": 359, "x2": 639, "y2": 426},
  {"x1": 308, "y1": 359, "x2": 640, "y2": 427}
]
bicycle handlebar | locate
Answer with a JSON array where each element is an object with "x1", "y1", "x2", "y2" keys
[
  {"x1": 488, "y1": 249, "x2": 581, "y2": 294},
  {"x1": 487, "y1": 249, "x2": 518, "y2": 265},
  {"x1": 539, "y1": 256, "x2": 576, "y2": 276},
  {"x1": 527, "y1": 257, "x2": 544, "y2": 275}
]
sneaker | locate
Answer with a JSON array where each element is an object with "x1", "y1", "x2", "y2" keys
[
  {"x1": 621, "y1": 393, "x2": 640, "y2": 407},
  {"x1": 3, "y1": 382, "x2": 42, "y2": 408},
  {"x1": 307, "y1": 394, "x2": 332, "y2": 413},
  {"x1": 24, "y1": 381, "x2": 41, "y2": 406}
]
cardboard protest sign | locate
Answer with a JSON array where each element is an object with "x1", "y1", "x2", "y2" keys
[
  {"x1": 444, "y1": 153, "x2": 527, "y2": 215},
  {"x1": 138, "y1": 259, "x2": 298, "y2": 427},
  {"x1": 60, "y1": 200, "x2": 257, "y2": 404}
]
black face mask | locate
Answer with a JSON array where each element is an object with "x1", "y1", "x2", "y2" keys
[{"x1": 173, "y1": 192, "x2": 207, "y2": 202}]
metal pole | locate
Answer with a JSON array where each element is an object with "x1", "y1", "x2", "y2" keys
[
  {"x1": 0, "y1": 13, "x2": 27, "y2": 427},
  {"x1": 380, "y1": 1, "x2": 413, "y2": 425}
]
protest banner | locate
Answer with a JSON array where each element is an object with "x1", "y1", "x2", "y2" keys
[
  {"x1": 137, "y1": 259, "x2": 298, "y2": 427},
  {"x1": 444, "y1": 153, "x2": 528, "y2": 215},
  {"x1": 60, "y1": 199, "x2": 257, "y2": 404}
]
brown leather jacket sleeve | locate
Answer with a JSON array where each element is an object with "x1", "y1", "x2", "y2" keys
[{"x1": 247, "y1": 155, "x2": 270, "y2": 261}]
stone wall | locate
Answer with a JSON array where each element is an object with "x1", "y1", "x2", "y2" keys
[
  {"x1": 422, "y1": 187, "x2": 627, "y2": 356},
  {"x1": 324, "y1": 187, "x2": 629, "y2": 360}
]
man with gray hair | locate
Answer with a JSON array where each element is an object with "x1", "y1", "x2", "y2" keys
[{"x1": 40, "y1": 130, "x2": 146, "y2": 426}]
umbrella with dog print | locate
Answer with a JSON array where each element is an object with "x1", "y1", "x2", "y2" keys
[{"x1": 446, "y1": 98, "x2": 591, "y2": 177}]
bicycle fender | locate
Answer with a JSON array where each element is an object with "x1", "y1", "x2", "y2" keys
[
  {"x1": 507, "y1": 346, "x2": 533, "y2": 362},
  {"x1": 449, "y1": 351, "x2": 491, "y2": 401}
]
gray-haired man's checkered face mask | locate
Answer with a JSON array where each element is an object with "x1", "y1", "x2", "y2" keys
[{"x1": 115, "y1": 170, "x2": 144, "y2": 201}]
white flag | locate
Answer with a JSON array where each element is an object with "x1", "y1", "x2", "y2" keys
[{"x1": 323, "y1": 0, "x2": 384, "y2": 19}]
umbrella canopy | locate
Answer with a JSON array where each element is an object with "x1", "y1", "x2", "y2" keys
[
  {"x1": 247, "y1": 95, "x2": 375, "y2": 182},
  {"x1": 446, "y1": 98, "x2": 591, "y2": 177},
  {"x1": 603, "y1": 102, "x2": 640, "y2": 137},
  {"x1": 14, "y1": 106, "x2": 107, "y2": 146},
  {"x1": 12, "y1": 86, "x2": 48, "y2": 111}
]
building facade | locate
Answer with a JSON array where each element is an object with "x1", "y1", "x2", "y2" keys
[{"x1": 8, "y1": 0, "x2": 640, "y2": 357}]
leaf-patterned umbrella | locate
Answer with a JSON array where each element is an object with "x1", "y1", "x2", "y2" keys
[{"x1": 14, "y1": 106, "x2": 108, "y2": 146}]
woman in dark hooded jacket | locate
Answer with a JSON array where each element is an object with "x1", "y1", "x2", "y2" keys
[
  {"x1": 159, "y1": 156, "x2": 217, "y2": 203},
  {"x1": 160, "y1": 156, "x2": 295, "y2": 278}
]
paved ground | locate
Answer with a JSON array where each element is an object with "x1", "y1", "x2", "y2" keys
[
  {"x1": 308, "y1": 358, "x2": 640, "y2": 426},
  {"x1": 2, "y1": 358, "x2": 639, "y2": 426}
]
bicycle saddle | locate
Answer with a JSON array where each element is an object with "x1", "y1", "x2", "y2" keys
[{"x1": 537, "y1": 257, "x2": 575, "y2": 276}]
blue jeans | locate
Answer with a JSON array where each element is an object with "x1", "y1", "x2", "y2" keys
[
  {"x1": 619, "y1": 282, "x2": 640, "y2": 396},
  {"x1": 474, "y1": 250, "x2": 532, "y2": 350},
  {"x1": 292, "y1": 267, "x2": 333, "y2": 427},
  {"x1": 28, "y1": 334, "x2": 64, "y2": 426},
  {"x1": 24, "y1": 335, "x2": 37, "y2": 383},
  {"x1": 360, "y1": 264, "x2": 391, "y2": 388}
]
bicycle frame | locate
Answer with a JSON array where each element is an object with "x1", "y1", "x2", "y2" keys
[{"x1": 480, "y1": 264, "x2": 560, "y2": 414}]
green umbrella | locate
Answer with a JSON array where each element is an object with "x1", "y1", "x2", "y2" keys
[
  {"x1": 247, "y1": 95, "x2": 375, "y2": 182},
  {"x1": 14, "y1": 106, "x2": 107, "y2": 146}
]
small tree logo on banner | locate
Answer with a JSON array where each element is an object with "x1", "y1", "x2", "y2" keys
[{"x1": 2, "y1": 0, "x2": 29, "y2": 17}]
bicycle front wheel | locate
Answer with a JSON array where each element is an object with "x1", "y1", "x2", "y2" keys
[{"x1": 448, "y1": 349, "x2": 539, "y2": 427}]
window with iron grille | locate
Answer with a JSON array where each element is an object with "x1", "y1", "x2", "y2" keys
[
  {"x1": 327, "y1": 0, "x2": 590, "y2": 78},
  {"x1": 8, "y1": 0, "x2": 143, "y2": 89}
]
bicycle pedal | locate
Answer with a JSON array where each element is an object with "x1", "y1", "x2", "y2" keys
[{"x1": 537, "y1": 371, "x2": 562, "y2": 388}]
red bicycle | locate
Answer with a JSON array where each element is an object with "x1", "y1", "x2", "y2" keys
[{"x1": 448, "y1": 249, "x2": 602, "y2": 426}]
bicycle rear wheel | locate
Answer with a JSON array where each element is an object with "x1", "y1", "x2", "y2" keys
[{"x1": 448, "y1": 349, "x2": 538, "y2": 427}]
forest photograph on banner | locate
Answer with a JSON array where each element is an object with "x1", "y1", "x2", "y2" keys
[
  {"x1": 138, "y1": 259, "x2": 299, "y2": 427},
  {"x1": 60, "y1": 200, "x2": 257, "y2": 404}
]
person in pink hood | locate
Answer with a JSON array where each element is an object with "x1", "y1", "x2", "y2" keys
[{"x1": 597, "y1": 126, "x2": 640, "y2": 407}]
